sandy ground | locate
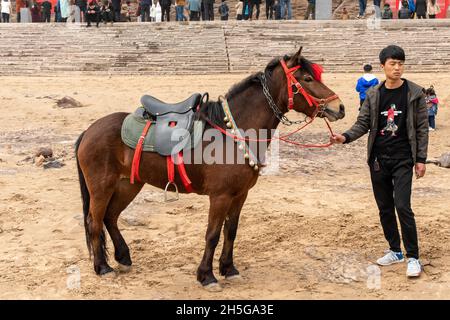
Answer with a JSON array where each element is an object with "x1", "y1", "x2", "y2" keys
[{"x1": 0, "y1": 73, "x2": 449, "y2": 300}]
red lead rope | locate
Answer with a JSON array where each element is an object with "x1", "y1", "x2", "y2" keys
[{"x1": 201, "y1": 109, "x2": 335, "y2": 148}]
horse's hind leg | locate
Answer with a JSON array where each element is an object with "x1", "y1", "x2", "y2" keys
[
  {"x1": 104, "y1": 179, "x2": 144, "y2": 272},
  {"x1": 219, "y1": 192, "x2": 248, "y2": 279},
  {"x1": 88, "y1": 185, "x2": 116, "y2": 275}
]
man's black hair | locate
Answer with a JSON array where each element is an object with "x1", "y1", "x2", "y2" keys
[
  {"x1": 363, "y1": 64, "x2": 373, "y2": 72},
  {"x1": 379, "y1": 45, "x2": 406, "y2": 65}
]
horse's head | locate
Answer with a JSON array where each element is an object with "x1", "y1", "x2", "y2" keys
[{"x1": 269, "y1": 47, "x2": 345, "y2": 122}]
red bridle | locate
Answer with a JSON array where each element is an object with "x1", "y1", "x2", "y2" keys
[{"x1": 280, "y1": 59, "x2": 339, "y2": 114}]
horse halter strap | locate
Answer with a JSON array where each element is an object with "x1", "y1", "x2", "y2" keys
[
  {"x1": 280, "y1": 59, "x2": 315, "y2": 109},
  {"x1": 279, "y1": 59, "x2": 339, "y2": 112}
]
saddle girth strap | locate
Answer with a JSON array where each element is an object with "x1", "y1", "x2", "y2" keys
[{"x1": 130, "y1": 120, "x2": 152, "y2": 184}]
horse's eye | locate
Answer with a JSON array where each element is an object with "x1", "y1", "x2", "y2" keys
[{"x1": 304, "y1": 75, "x2": 313, "y2": 82}]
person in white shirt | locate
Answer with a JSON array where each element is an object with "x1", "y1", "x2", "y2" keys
[
  {"x1": 1, "y1": 0, "x2": 12, "y2": 23},
  {"x1": 154, "y1": 0, "x2": 161, "y2": 22}
]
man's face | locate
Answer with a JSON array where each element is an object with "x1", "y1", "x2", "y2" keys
[{"x1": 381, "y1": 58, "x2": 405, "y2": 81}]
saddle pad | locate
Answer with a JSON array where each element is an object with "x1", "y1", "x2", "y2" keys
[{"x1": 121, "y1": 113, "x2": 204, "y2": 152}]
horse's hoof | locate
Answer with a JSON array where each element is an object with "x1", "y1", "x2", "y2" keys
[
  {"x1": 97, "y1": 265, "x2": 114, "y2": 275},
  {"x1": 225, "y1": 274, "x2": 243, "y2": 282},
  {"x1": 203, "y1": 282, "x2": 223, "y2": 292},
  {"x1": 117, "y1": 263, "x2": 132, "y2": 273},
  {"x1": 100, "y1": 271, "x2": 117, "y2": 278}
]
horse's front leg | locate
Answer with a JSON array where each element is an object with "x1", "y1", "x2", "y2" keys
[
  {"x1": 197, "y1": 194, "x2": 232, "y2": 290},
  {"x1": 219, "y1": 192, "x2": 248, "y2": 280}
]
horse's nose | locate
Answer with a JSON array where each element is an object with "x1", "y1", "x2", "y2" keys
[{"x1": 339, "y1": 104, "x2": 345, "y2": 118}]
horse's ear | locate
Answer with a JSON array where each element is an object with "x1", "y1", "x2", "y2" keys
[{"x1": 290, "y1": 47, "x2": 303, "y2": 65}]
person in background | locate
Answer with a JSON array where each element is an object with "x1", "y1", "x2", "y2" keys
[
  {"x1": 398, "y1": 0, "x2": 411, "y2": 19},
  {"x1": 427, "y1": 0, "x2": 440, "y2": 18},
  {"x1": 111, "y1": 0, "x2": 121, "y2": 22},
  {"x1": 60, "y1": 0, "x2": 71, "y2": 22},
  {"x1": 357, "y1": 0, "x2": 367, "y2": 18},
  {"x1": 273, "y1": 0, "x2": 281, "y2": 20},
  {"x1": 341, "y1": 6, "x2": 349, "y2": 20},
  {"x1": 154, "y1": 0, "x2": 162, "y2": 21},
  {"x1": 176, "y1": 0, "x2": 186, "y2": 21},
  {"x1": 86, "y1": 0, "x2": 100, "y2": 26},
  {"x1": 121, "y1": 0, "x2": 131, "y2": 21},
  {"x1": 41, "y1": 0, "x2": 52, "y2": 22},
  {"x1": 183, "y1": 3, "x2": 189, "y2": 20},
  {"x1": 235, "y1": 0, "x2": 243, "y2": 20},
  {"x1": 381, "y1": 2, "x2": 393, "y2": 19},
  {"x1": 202, "y1": 0, "x2": 214, "y2": 20},
  {"x1": 218, "y1": 0, "x2": 229, "y2": 20},
  {"x1": 373, "y1": 0, "x2": 381, "y2": 18},
  {"x1": 160, "y1": 0, "x2": 171, "y2": 21},
  {"x1": 1, "y1": 0, "x2": 12, "y2": 22},
  {"x1": 140, "y1": 0, "x2": 151, "y2": 22},
  {"x1": 304, "y1": 0, "x2": 315, "y2": 20},
  {"x1": 76, "y1": 0, "x2": 87, "y2": 22},
  {"x1": 407, "y1": 0, "x2": 415, "y2": 18},
  {"x1": 280, "y1": 0, "x2": 291, "y2": 19},
  {"x1": 100, "y1": 0, "x2": 114, "y2": 24},
  {"x1": 356, "y1": 64, "x2": 379, "y2": 110},
  {"x1": 425, "y1": 86, "x2": 439, "y2": 131},
  {"x1": 16, "y1": 0, "x2": 26, "y2": 23},
  {"x1": 265, "y1": 0, "x2": 273, "y2": 19},
  {"x1": 188, "y1": 0, "x2": 201, "y2": 20},
  {"x1": 415, "y1": 0, "x2": 427, "y2": 18},
  {"x1": 30, "y1": 1, "x2": 42, "y2": 22},
  {"x1": 248, "y1": 0, "x2": 260, "y2": 20}
]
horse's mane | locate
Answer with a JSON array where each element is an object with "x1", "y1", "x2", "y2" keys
[
  {"x1": 197, "y1": 54, "x2": 321, "y2": 127},
  {"x1": 196, "y1": 100, "x2": 226, "y2": 128},
  {"x1": 225, "y1": 54, "x2": 321, "y2": 100}
]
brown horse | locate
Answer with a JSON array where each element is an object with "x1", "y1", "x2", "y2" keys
[{"x1": 75, "y1": 47, "x2": 345, "y2": 290}]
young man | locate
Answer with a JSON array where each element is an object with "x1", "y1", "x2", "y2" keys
[
  {"x1": 331, "y1": 45, "x2": 428, "y2": 278},
  {"x1": 356, "y1": 64, "x2": 379, "y2": 110}
]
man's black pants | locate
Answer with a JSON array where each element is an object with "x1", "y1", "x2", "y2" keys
[{"x1": 369, "y1": 156, "x2": 419, "y2": 259}]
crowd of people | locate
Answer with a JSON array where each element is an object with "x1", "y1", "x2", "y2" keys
[
  {"x1": 356, "y1": 0, "x2": 444, "y2": 20},
  {"x1": 1, "y1": 0, "x2": 447, "y2": 23},
  {"x1": 0, "y1": 0, "x2": 305, "y2": 23}
]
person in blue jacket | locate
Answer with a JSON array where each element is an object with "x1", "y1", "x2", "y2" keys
[{"x1": 356, "y1": 64, "x2": 379, "y2": 109}]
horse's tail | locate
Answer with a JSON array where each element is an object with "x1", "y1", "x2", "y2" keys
[{"x1": 75, "y1": 131, "x2": 105, "y2": 259}]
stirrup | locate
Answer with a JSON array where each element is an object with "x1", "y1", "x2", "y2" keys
[{"x1": 164, "y1": 181, "x2": 179, "y2": 202}]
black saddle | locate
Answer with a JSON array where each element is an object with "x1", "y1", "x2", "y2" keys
[
  {"x1": 137, "y1": 93, "x2": 203, "y2": 156},
  {"x1": 141, "y1": 94, "x2": 202, "y2": 116}
]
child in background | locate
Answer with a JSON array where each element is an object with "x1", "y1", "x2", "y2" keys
[
  {"x1": 426, "y1": 86, "x2": 439, "y2": 131},
  {"x1": 382, "y1": 3, "x2": 393, "y2": 19},
  {"x1": 341, "y1": 7, "x2": 349, "y2": 20},
  {"x1": 356, "y1": 64, "x2": 379, "y2": 110}
]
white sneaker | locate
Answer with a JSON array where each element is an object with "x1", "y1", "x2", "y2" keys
[
  {"x1": 376, "y1": 250, "x2": 405, "y2": 266},
  {"x1": 429, "y1": 127, "x2": 435, "y2": 131},
  {"x1": 406, "y1": 258, "x2": 422, "y2": 277}
]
